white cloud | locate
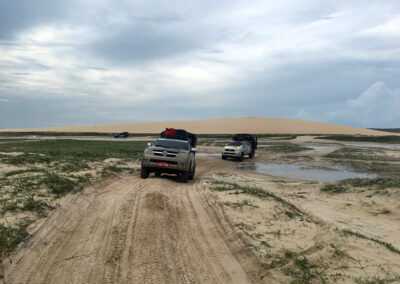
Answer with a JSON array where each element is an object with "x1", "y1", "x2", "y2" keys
[
  {"x1": 342, "y1": 82, "x2": 400, "y2": 127},
  {"x1": 296, "y1": 82, "x2": 400, "y2": 128}
]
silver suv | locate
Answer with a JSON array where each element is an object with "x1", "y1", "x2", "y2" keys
[
  {"x1": 141, "y1": 138, "x2": 196, "y2": 182},
  {"x1": 222, "y1": 141, "x2": 253, "y2": 161}
]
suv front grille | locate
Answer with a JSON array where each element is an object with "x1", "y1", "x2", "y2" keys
[
  {"x1": 153, "y1": 150, "x2": 178, "y2": 157},
  {"x1": 150, "y1": 159, "x2": 178, "y2": 165}
]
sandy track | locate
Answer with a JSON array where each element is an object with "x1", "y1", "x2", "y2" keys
[{"x1": 5, "y1": 159, "x2": 262, "y2": 283}]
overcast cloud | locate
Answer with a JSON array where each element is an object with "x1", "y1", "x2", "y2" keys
[{"x1": 0, "y1": 0, "x2": 399, "y2": 128}]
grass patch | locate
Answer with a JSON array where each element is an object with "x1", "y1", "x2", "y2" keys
[
  {"x1": 343, "y1": 229, "x2": 400, "y2": 254},
  {"x1": 14, "y1": 175, "x2": 44, "y2": 192},
  {"x1": 342, "y1": 177, "x2": 400, "y2": 189},
  {"x1": 283, "y1": 256, "x2": 326, "y2": 284},
  {"x1": 100, "y1": 165, "x2": 133, "y2": 176},
  {"x1": 0, "y1": 153, "x2": 51, "y2": 165},
  {"x1": 1, "y1": 200, "x2": 19, "y2": 213},
  {"x1": 0, "y1": 223, "x2": 29, "y2": 254},
  {"x1": 321, "y1": 176, "x2": 400, "y2": 194},
  {"x1": 58, "y1": 161, "x2": 91, "y2": 172},
  {"x1": 325, "y1": 148, "x2": 400, "y2": 162},
  {"x1": 4, "y1": 167, "x2": 46, "y2": 177},
  {"x1": 284, "y1": 250, "x2": 295, "y2": 259},
  {"x1": 42, "y1": 173, "x2": 82, "y2": 194},
  {"x1": 285, "y1": 211, "x2": 295, "y2": 219},
  {"x1": 210, "y1": 180, "x2": 302, "y2": 216},
  {"x1": 22, "y1": 196, "x2": 53, "y2": 212},
  {"x1": 321, "y1": 183, "x2": 349, "y2": 193},
  {"x1": 223, "y1": 199, "x2": 259, "y2": 209},
  {"x1": 0, "y1": 139, "x2": 146, "y2": 164}
]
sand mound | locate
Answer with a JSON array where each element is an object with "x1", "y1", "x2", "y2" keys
[{"x1": 1, "y1": 117, "x2": 393, "y2": 135}]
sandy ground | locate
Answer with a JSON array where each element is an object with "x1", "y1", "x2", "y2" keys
[
  {"x1": 4, "y1": 158, "x2": 263, "y2": 284},
  {"x1": 3, "y1": 139, "x2": 400, "y2": 283},
  {"x1": 1, "y1": 117, "x2": 393, "y2": 135}
]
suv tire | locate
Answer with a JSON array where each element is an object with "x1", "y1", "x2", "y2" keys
[
  {"x1": 181, "y1": 171, "x2": 189, "y2": 183},
  {"x1": 189, "y1": 165, "x2": 196, "y2": 180},
  {"x1": 222, "y1": 155, "x2": 227, "y2": 160},
  {"x1": 238, "y1": 152, "x2": 244, "y2": 161},
  {"x1": 140, "y1": 167, "x2": 149, "y2": 179},
  {"x1": 249, "y1": 150, "x2": 254, "y2": 158}
]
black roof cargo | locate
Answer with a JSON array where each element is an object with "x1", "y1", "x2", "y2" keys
[
  {"x1": 160, "y1": 128, "x2": 197, "y2": 148},
  {"x1": 233, "y1": 134, "x2": 257, "y2": 149}
]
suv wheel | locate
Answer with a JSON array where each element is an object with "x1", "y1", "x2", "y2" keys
[
  {"x1": 140, "y1": 167, "x2": 149, "y2": 179},
  {"x1": 238, "y1": 152, "x2": 244, "y2": 161},
  {"x1": 222, "y1": 155, "x2": 227, "y2": 160},
  {"x1": 249, "y1": 150, "x2": 254, "y2": 158},
  {"x1": 189, "y1": 165, "x2": 196, "y2": 180},
  {"x1": 181, "y1": 171, "x2": 189, "y2": 183}
]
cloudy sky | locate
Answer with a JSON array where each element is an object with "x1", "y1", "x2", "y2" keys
[{"x1": 0, "y1": 0, "x2": 399, "y2": 129}]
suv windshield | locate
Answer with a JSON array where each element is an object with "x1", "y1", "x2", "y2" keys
[
  {"x1": 154, "y1": 139, "x2": 189, "y2": 150},
  {"x1": 227, "y1": 141, "x2": 242, "y2": 146}
]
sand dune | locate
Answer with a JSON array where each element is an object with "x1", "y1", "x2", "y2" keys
[{"x1": 1, "y1": 117, "x2": 394, "y2": 135}]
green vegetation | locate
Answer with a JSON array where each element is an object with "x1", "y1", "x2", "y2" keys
[
  {"x1": 0, "y1": 223, "x2": 29, "y2": 254},
  {"x1": 285, "y1": 211, "x2": 295, "y2": 219},
  {"x1": 324, "y1": 147, "x2": 400, "y2": 192},
  {"x1": 223, "y1": 199, "x2": 259, "y2": 209},
  {"x1": 326, "y1": 148, "x2": 400, "y2": 162},
  {"x1": 22, "y1": 196, "x2": 53, "y2": 212},
  {"x1": 0, "y1": 139, "x2": 147, "y2": 164},
  {"x1": 321, "y1": 183, "x2": 349, "y2": 193},
  {"x1": 318, "y1": 135, "x2": 400, "y2": 144},
  {"x1": 4, "y1": 167, "x2": 46, "y2": 177},
  {"x1": 100, "y1": 165, "x2": 134, "y2": 176},
  {"x1": 0, "y1": 153, "x2": 52, "y2": 165},
  {"x1": 283, "y1": 256, "x2": 326, "y2": 284},
  {"x1": 343, "y1": 229, "x2": 400, "y2": 254},
  {"x1": 284, "y1": 250, "x2": 295, "y2": 259},
  {"x1": 42, "y1": 173, "x2": 83, "y2": 194},
  {"x1": 58, "y1": 161, "x2": 91, "y2": 172},
  {"x1": 343, "y1": 177, "x2": 400, "y2": 189},
  {"x1": 210, "y1": 180, "x2": 302, "y2": 216}
]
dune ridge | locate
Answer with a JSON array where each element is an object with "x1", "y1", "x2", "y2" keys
[{"x1": 1, "y1": 117, "x2": 394, "y2": 135}]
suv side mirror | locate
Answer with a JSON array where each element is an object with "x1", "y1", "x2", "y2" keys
[
  {"x1": 191, "y1": 147, "x2": 197, "y2": 152},
  {"x1": 147, "y1": 142, "x2": 152, "y2": 147}
]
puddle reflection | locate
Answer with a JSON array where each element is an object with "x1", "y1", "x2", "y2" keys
[{"x1": 238, "y1": 163, "x2": 376, "y2": 182}]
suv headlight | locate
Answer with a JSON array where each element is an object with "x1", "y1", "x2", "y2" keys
[
  {"x1": 144, "y1": 148, "x2": 152, "y2": 155},
  {"x1": 178, "y1": 152, "x2": 188, "y2": 159}
]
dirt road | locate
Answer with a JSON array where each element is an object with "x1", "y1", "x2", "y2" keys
[{"x1": 5, "y1": 158, "x2": 263, "y2": 283}]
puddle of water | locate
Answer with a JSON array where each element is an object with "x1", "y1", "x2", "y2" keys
[
  {"x1": 196, "y1": 153, "x2": 220, "y2": 157},
  {"x1": 238, "y1": 163, "x2": 376, "y2": 182},
  {"x1": 344, "y1": 143, "x2": 400, "y2": 149}
]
